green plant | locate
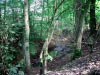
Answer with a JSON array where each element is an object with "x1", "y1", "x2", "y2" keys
[
  {"x1": 7, "y1": 64, "x2": 24, "y2": 75},
  {"x1": 29, "y1": 42, "x2": 37, "y2": 56},
  {"x1": 71, "y1": 46, "x2": 82, "y2": 60},
  {"x1": 7, "y1": 59, "x2": 25, "y2": 75},
  {"x1": 8, "y1": 66, "x2": 18, "y2": 75},
  {"x1": 49, "y1": 51, "x2": 57, "y2": 57}
]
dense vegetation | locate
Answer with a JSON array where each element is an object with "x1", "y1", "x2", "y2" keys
[{"x1": 0, "y1": 0, "x2": 100, "y2": 75}]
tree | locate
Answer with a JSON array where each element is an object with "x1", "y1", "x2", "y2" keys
[
  {"x1": 74, "y1": 0, "x2": 90, "y2": 51},
  {"x1": 23, "y1": 0, "x2": 31, "y2": 74},
  {"x1": 90, "y1": 0, "x2": 96, "y2": 35},
  {"x1": 39, "y1": 0, "x2": 65, "y2": 75},
  {"x1": 88, "y1": 0, "x2": 96, "y2": 53}
]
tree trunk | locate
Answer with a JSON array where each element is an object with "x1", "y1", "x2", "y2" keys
[
  {"x1": 23, "y1": 0, "x2": 31, "y2": 74},
  {"x1": 74, "y1": 0, "x2": 90, "y2": 50},
  {"x1": 4, "y1": 0, "x2": 6, "y2": 25},
  {"x1": 88, "y1": 0, "x2": 96, "y2": 53},
  {"x1": 0, "y1": 8, "x2": 1, "y2": 24},
  {"x1": 39, "y1": 0, "x2": 65, "y2": 74},
  {"x1": 90, "y1": 0, "x2": 96, "y2": 35},
  {"x1": 39, "y1": 21, "x2": 57, "y2": 75}
]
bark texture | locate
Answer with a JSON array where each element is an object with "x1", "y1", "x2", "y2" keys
[
  {"x1": 24, "y1": 0, "x2": 31, "y2": 74},
  {"x1": 74, "y1": 0, "x2": 90, "y2": 50}
]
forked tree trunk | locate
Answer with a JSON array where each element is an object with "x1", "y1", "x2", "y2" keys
[
  {"x1": 39, "y1": 0, "x2": 65, "y2": 74},
  {"x1": 39, "y1": 21, "x2": 57, "y2": 75},
  {"x1": 23, "y1": 0, "x2": 31, "y2": 74}
]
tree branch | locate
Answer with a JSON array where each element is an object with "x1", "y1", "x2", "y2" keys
[{"x1": 49, "y1": 0, "x2": 65, "y2": 26}]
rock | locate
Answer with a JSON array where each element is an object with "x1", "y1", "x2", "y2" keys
[
  {"x1": 81, "y1": 70, "x2": 88, "y2": 75},
  {"x1": 54, "y1": 46, "x2": 64, "y2": 52}
]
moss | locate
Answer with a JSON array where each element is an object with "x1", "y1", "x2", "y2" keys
[{"x1": 71, "y1": 48, "x2": 82, "y2": 60}]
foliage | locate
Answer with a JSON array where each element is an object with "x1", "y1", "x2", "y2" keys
[
  {"x1": 40, "y1": 54, "x2": 53, "y2": 63},
  {"x1": 46, "y1": 54, "x2": 53, "y2": 61},
  {"x1": 71, "y1": 46, "x2": 82, "y2": 60},
  {"x1": 29, "y1": 42, "x2": 37, "y2": 55},
  {"x1": 49, "y1": 51, "x2": 57, "y2": 57},
  {"x1": 96, "y1": 1, "x2": 100, "y2": 23},
  {"x1": 8, "y1": 65, "x2": 24, "y2": 75},
  {"x1": 7, "y1": 59, "x2": 25, "y2": 75},
  {"x1": 0, "y1": 0, "x2": 100, "y2": 74}
]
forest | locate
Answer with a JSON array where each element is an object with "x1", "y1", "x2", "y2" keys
[{"x1": 0, "y1": 0, "x2": 100, "y2": 75}]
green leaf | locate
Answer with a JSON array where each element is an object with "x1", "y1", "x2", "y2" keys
[{"x1": 46, "y1": 54, "x2": 53, "y2": 61}]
